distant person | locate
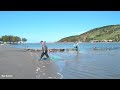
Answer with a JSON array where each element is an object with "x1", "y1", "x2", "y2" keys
[
  {"x1": 40, "y1": 41, "x2": 50, "y2": 60},
  {"x1": 74, "y1": 41, "x2": 79, "y2": 51}
]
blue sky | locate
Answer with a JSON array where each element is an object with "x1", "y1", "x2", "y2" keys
[{"x1": 0, "y1": 11, "x2": 120, "y2": 43}]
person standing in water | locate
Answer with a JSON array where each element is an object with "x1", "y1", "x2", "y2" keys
[
  {"x1": 74, "y1": 41, "x2": 79, "y2": 51},
  {"x1": 40, "y1": 41, "x2": 50, "y2": 60}
]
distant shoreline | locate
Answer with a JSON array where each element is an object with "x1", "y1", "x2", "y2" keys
[{"x1": 1, "y1": 41, "x2": 120, "y2": 45}]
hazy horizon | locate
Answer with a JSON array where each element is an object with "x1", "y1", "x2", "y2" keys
[{"x1": 1, "y1": 11, "x2": 120, "y2": 43}]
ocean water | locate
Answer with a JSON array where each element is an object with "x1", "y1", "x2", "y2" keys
[{"x1": 8, "y1": 42, "x2": 120, "y2": 79}]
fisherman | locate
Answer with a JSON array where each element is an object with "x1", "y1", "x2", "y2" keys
[
  {"x1": 40, "y1": 41, "x2": 50, "y2": 60},
  {"x1": 74, "y1": 41, "x2": 79, "y2": 51}
]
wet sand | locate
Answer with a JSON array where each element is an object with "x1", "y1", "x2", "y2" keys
[{"x1": 0, "y1": 45, "x2": 62, "y2": 79}]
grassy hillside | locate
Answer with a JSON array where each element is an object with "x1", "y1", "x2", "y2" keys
[{"x1": 58, "y1": 25, "x2": 120, "y2": 42}]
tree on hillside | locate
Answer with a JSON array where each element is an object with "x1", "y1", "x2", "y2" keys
[
  {"x1": 15, "y1": 36, "x2": 21, "y2": 43},
  {"x1": 0, "y1": 37, "x2": 2, "y2": 44},
  {"x1": 2, "y1": 35, "x2": 8, "y2": 43},
  {"x1": 0, "y1": 37, "x2": 2, "y2": 41},
  {"x1": 115, "y1": 34, "x2": 120, "y2": 41},
  {"x1": 12, "y1": 36, "x2": 16, "y2": 43},
  {"x1": 1, "y1": 35, "x2": 22, "y2": 44},
  {"x1": 22, "y1": 38, "x2": 27, "y2": 43},
  {"x1": 8, "y1": 35, "x2": 13, "y2": 44}
]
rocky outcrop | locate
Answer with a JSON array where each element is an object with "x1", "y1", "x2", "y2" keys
[{"x1": 25, "y1": 48, "x2": 65, "y2": 52}]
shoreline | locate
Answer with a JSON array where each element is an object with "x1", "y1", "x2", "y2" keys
[{"x1": 1, "y1": 41, "x2": 120, "y2": 45}]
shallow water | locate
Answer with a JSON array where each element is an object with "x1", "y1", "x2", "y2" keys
[{"x1": 53, "y1": 50, "x2": 120, "y2": 79}]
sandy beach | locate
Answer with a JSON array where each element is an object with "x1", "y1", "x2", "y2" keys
[{"x1": 0, "y1": 45, "x2": 62, "y2": 79}]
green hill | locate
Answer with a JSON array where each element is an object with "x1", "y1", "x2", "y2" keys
[{"x1": 58, "y1": 25, "x2": 120, "y2": 42}]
